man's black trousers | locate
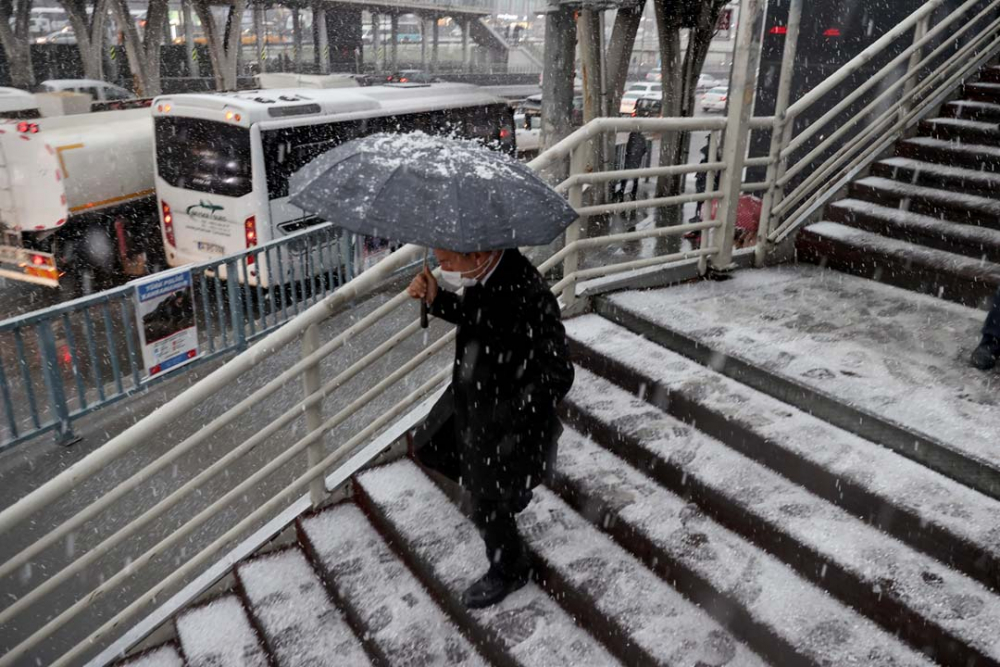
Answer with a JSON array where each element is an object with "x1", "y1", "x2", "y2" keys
[
  {"x1": 470, "y1": 496, "x2": 528, "y2": 577},
  {"x1": 985, "y1": 286, "x2": 1000, "y2": 343}
]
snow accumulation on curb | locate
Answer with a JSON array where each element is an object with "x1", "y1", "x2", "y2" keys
[{"x1": 602, "y1": 266, "x2": 1000, "y2": 465}]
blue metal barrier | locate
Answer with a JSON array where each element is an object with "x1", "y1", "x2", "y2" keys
[{"x1": 0, "y1": 223, "x2": 358, "y2": 453}]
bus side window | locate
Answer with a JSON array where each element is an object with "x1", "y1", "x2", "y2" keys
[{"x1": 263, "y1": 120, "x2": 362, "y2": 200}]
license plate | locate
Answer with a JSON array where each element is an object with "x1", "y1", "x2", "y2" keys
[{"x1": 197, "y1": 241, "x2": 226, "y2": 255}]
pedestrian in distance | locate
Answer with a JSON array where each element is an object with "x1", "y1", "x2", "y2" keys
[
  {"x1": 407, "y1": 247, "x2": 574, "y2": 608},
  {"x1": 971, "y1": 286, "x2": 1000, "y2": 370},
  {"x1": 615, "y1": 130, "x2": 648, "y2": 208}
]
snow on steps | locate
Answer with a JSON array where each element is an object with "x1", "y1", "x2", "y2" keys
[
  {"x1": 593, "y1": 266, "x2": 1000, "y2": 501},
  {"x1": 920, "y1": 116, "x2": 1000, "y2": 144},
  {"x1": 561, "y1": 362, "x2": 1000, "y2": 666},
  {"x1": 174, "y1": 595, "x2": 269, "y2": 667},
  {"x1": 849, "y1": 176, "x2": 1000, "y2": 228},
  {"x1": 945, "y1": 99, "x2": 1000, "y2": 123},
  {"x1": 798, "y1": 221, "x2": 1000, "y2": 308},
  {"x1": 519, "y1": 486, "x2": 767, "y2": 667},
  {"x1": 353, "y1": 459, "x2": 622, "y2": 667},
  {"x1": 961, "y1": 81, "x2": 1000, "y2": 103},
  {"x1": 564, "y1": 314, "x2": 1000, "y2": 594},
  {"x1": 826, "y1": 198, "x2": 1000, "y2": 262},
  {"x1": 235, "y1": 546, "x2": 371, "y2": 667},
  {"x1": 872, "y1": 156, "x2": 1000, "y2": 200},
  {"x1": 897, "y1": 136, "x2": 1000, "y2": 171},
  {"x1": 551, "y1": 426, "x2": 936, "y2": 667},
  {"x1": 300, "y1": 503, "x2": 488, "y2": 666}
]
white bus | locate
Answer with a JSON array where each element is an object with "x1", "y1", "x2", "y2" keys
[{"x1": 151, "y1": 83, "x2": 515, "y2": 285}]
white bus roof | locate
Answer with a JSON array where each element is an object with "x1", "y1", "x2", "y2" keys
[{"x1": 152, "y1": 83, "x2": 507, "y2": 127}]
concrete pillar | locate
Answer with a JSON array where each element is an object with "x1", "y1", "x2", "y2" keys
[
  {"x1": 372, "y1": 13, "x2": 380, "y2": 73},
  {"x1": 431, "y1": 16, "x2": 439, "y2": 73},
  {"x1": 292, "y1": 7, "x2": 303, "y2": 73},
  {"x1": 390, "y1": 14, "x2": 398, "y2": 72},
  {"x1": 461, "y1": 17, "x2": 470, "y2": 73},
  {"x1": 317, "y1": 6, "x2": 330, "y2": 73},
  {"x1": 253, "y1": 3, "x2": 266, "y2": 73},
  {"x1": 420, "y1": 15, "x2": 427, "y2": 69},
  {"x1": 182, "y1": 0, "x2": 198, "y2": 77},
  {"x1": 540, "y1": 6, "x2": 576, "y2": 157}
]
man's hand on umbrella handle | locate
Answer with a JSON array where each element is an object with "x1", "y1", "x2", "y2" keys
[{"x1": 408, "y1": 266, "x2": 438, "y2": 305}]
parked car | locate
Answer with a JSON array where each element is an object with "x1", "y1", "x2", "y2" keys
[
  {"x1": 701, "y1": 85, "x2": 729, "y2": 112},
  {"x1": 619, "y1": 82, "x2": 662, "y2": 114},
  {"x1": 39, "y1": 79, "x2": 135, "y2": 102},
  {"x1": 36, "y1": 25, "x2": 75, "y2": 44},
  {"x1": 697, "y1": 74, "x2": 721, "y2": 91},
  {"x1": 633, "y1": 96, "x2": 662, "y2": 118},
  {"x1": 646, "y1": 67, "x2": 662, "y2": 82}
]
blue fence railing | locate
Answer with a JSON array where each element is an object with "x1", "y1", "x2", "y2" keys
[{"x1": 0, "y1": 223, "x2": 362, "y2": 453}]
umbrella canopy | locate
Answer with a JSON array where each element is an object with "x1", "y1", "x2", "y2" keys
[{"x1": 288, "y1": 131, "x2": 578, "y2": 253}]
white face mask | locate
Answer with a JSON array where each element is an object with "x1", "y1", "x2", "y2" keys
[{"x1": 438, "y1": 253, "x2": 496, "y2": 291}]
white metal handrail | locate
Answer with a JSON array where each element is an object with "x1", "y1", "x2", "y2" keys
[{"x1": 755, "y1": 0, "x2": 1000, "y2": 261}]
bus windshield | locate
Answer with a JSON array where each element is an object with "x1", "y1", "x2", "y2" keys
[{"x1": 155, "y1": 117, "x2": 252, "y2": 198}]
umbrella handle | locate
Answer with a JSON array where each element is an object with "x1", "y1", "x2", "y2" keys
[{"x1": 421, "y1": 299, "x2": 429, "y2": 329}]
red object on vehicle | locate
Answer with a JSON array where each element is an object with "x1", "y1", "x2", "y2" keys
[{"x1": 708, "y1": 195, "x2": 763, "y2": 237}]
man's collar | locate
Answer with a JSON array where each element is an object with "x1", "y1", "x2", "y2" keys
[{"x1": 479, "y1": 250, "x2": 505, "y2": 286}]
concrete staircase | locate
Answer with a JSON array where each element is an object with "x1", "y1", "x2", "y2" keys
[
  {"x1": 798, "y1": 63, "x2": 1000, "y2": 311},
  {"x1": 113, "y1": 64, "x2": 1000, "y2": 667}
]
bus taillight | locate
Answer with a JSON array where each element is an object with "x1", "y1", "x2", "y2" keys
[
  {"x1": 245, "y1": 216, "x2": 257, "y2": 264},
  {"x1": 162, "y1": 200, "x2": 175, "y2": 247}
]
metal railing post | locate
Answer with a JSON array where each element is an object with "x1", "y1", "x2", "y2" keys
[
  {"x1": 226, "y1": 260, "x2": 247, "y2": 351},
  {"x1": 899, "y1": 15, "x2": 931, "y2": 124},
  {"x1": 37, "y1": 321, "x2": 77, "y2": 446},
  {"x1": 755, "y1": 0, "x2": 803, "y2": 267},
  {"x1": 302, "y1": 323, "x2": 327, "y2": 508},
  {"x1": 562, "y1": 144, "x2": 587, "y2": 308},
  {"x1": 712, "y1": 0, "x2": 765, "y2": 270},
  {"x1": 699, "y1": 130, "x2": 722, "y2": 276}
]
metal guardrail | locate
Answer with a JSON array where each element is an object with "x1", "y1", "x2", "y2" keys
[
  {"x1": 3, "y1": 0, "x2": 998, "y2": 664},
  {"x1": 0, "y1": 223, "x2": 353, "y2": 453},
  {"x1": 754, "y1": 0, "x2": 1000, "y2": 262}
]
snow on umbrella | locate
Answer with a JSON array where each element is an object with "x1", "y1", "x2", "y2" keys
[{"x1": 288, "y1": 131, "x2": 578, "y2": 253}]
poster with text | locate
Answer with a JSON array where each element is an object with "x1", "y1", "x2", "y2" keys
[{"x1": 134, "y1": 269, "x2": 199, "y2": 380}]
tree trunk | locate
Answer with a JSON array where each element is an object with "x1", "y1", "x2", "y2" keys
[
  {"x1": 193, "y1": 0, "x2": 245, "y2": 90},
  {"x1": 651, "y1": 0, "x2": 729, "y2": 254},
  {"x1": 143, "y1": 0, "x2": 170, "y2": 96},
  {"x1": 605, "y1": 3, "x2": 643, "y2": 121},
  {"x1": 111, "y1": 0, "x2": 150, "y2": 95},
  {"x1": 0, "y1": 0, "x2": 34, "y2": 88},
  {"x1": 61, "y1": 0, "x2": 109, "y2": 82}
]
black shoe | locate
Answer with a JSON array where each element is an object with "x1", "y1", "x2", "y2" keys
[
  {"x1": 971, "y1": 338, "x2": 1000, "y2": 370},
  {"x1": 462, "y1": 565, "x2": 530, "y2": 609}
]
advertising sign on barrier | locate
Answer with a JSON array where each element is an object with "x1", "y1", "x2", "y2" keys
[{"x1": 134, "y1": 269, "x2": 200, "y2": 380}]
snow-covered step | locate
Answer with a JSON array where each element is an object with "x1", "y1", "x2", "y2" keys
[
  {"x1": 826, "y1": 198, "x2": 1000, "y2": 263},
  {"x1": 114, "y1": 643, "x2": 184, "y2": 667},
  {"x1": 944, "y1": 99, "x2": 1000, "y2": 123},
  {"x1": 300, "y1": 503, "x2": 488, "y2": 667},
  {"x1": 235, "y1": 547, "x2": 371, "y2": 667},
  {"x1": 593, "y1": 266, "x2": 1000, "y2": 500},
  {"x1": 962, "y1": 81, "x2": 1000, "y2": 104},
  {"x1": 566, "y1": 314, "x2": 1000, "y2": 593},
  {"x1": 354, "y1": 460, "x2": 622, "y2": 667},
  {"x1": 980, "y1": 65, "x2": 1000, "y2": 85},
  {"x1": 551, "y1": 425, "x2": 937, "y2": 667},
  {"x1": 920, "y1": 116, "x2": 1000, "y2": 144},
  {"x1": 872, "y1": 157, "x2": 1000, "y2": 200},
  {"x1": 897, "y1": 136, "x2": 1000, "y2": 172},
  {"x1": 849, "y1": 176, "x2": 1000, "y2": 228},
  {"x1": 175, "y1": 594, "x2": 269, "y2": 667},
  {"x1": 519, "y1": 486, "x2": 767, "y2": 667},
  {"x1": 798, "y1": 221, "x2": 1000, "y2": 308},
  {"x1": 562, "y1": 363, "x2": 1000, "y2": 666}
]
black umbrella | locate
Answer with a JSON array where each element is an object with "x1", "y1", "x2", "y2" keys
[{"x1": 287, "y1": 131, "x2": 578, "y2": 253}]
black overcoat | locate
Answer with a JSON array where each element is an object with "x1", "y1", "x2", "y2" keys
[{"x1": 412, "y1": 249, "x2": 574, "y2": 509}]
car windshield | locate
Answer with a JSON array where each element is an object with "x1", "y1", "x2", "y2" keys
[
  {"x1": 627, "y1": 84, "x2": 648, "y2": 92},
  {"x1": 709, "y1": 87, "x2": 728, "y2": 95},
  {"x1": 623, "y1": 92, "x2": 641, "y2": 99}
]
